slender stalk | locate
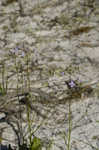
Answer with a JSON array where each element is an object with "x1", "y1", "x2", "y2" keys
[
  {"x1": 14, "y1": 56, "x2": 23, "y2": 147},
  {"x1": 18, "y1": 0, "x2": 24, "y2": 16},
  {"x1": 67, "y1": 101, "x2": 72, "y2": 150},
  {"x1": 26, "y1": 54, "x2": 30, "y2": 91},
  {"x1": 5, "y1": 74, "x2": 8, "y2": 94},
  {"x1": 2, "y1": 62, "x2": 5, "y2": 91},
  {"x1": 27, "y1": 102, "x2": 32, "y2": 146},
  {"x1": 1, "y1": 61, "x2": 6, "y2": 94},
  {"x1": 25, "y1": 52, "x2": 32, "y2": 147}
]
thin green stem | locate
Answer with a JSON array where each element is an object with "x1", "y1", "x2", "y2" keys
[
  {"x1": 1, "y1": 61, "x2": 6, "y2": 94},
  {"x1": 25, "y1": 53, "x2": 32, "y2": 147},
  {"x1": 67, "y1": 101, "x2": 72, "y2": 150},
  {"x1": 14, "y1": 56, "x2": 24, "y2": 146}
]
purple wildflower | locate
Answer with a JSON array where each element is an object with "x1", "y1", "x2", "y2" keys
[
  {"x1": 21, "y1": 51, "x2": 25, "y2": 57},
  {"x1": 10, "y1": 47, "x2": 19, "y2": 55},
  {"x1": 61, "y1": 72, "x2": 65, "y2": 76},
  {"x1": 14, "y1": 47, "x2": 19, "y2": 55},
  {"x1": 68, "y1": 80, "x2": 76, "y2": 88},
  {"x1": 14, "y1": 47, "x2": 19, "y2": 52}
]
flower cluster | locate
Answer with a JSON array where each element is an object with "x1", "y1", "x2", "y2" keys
[
  {"x1": 9, "y1": 46, "x2": 25, "y2": 57},
  {"x1": 68, "y1": 80, "x2": 76, "y2": 88},
  {"x1": 65, "y1": 79, "x2": 81, "y2": 90}
]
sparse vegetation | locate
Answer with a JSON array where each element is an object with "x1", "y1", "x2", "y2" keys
[{"x1": 0, "y1": 0, "x2": 99, "y2": 150}]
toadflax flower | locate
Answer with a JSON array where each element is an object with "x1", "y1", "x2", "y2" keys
[
  {"x1": 61, "y1": 72, "x2": 65, "y2": 76},
  {"x1": 9, "y1": 46, "x2": 19, "y2": 55},
  {"x1": 14, "y1": 47, "x2": 19, "y2": 55},
  {"x1": 65, "y1": 79, "x2": 76, "y2": 89},
  {"x1": 21, "y1": 51, "x2": 25, "y2": 57},
  {"x1": 68, "y1": 80, "x2": 76, "y2": 88}
]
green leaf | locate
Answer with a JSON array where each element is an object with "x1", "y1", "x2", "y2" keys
[
  {"x1": 0, "y1": 83, "x2": 6, "y2": 96},
  {"x1": 30, "y1": 137, "x2": 42, "y2": 150},
  {"x1": 0, "y1": 137, "x2": 2, "y2": 143},
  {"x1": 96, "y1": 120, "x2": 99, "y2": 123}
]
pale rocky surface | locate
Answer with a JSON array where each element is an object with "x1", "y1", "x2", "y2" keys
[{"x1": 0, "y1": 0, "x2": 99, "y2": 150}]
